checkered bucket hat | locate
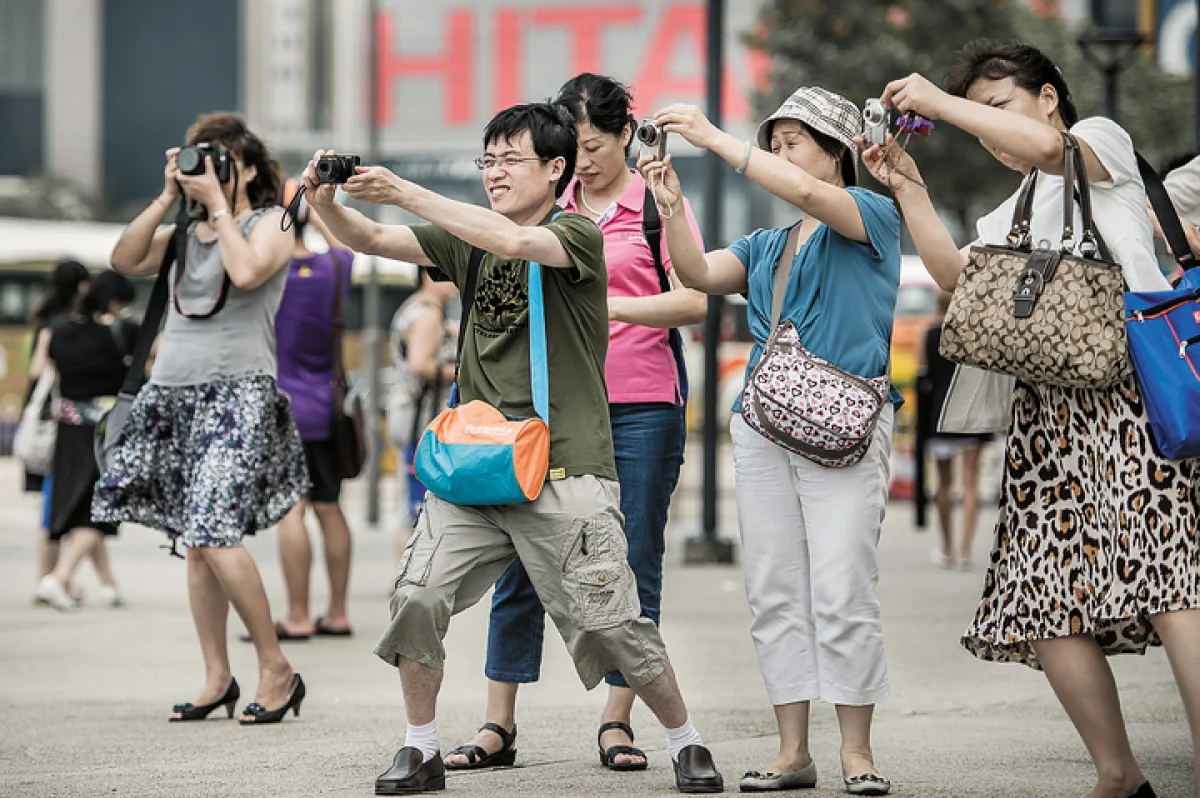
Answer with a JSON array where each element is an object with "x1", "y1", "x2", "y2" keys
[{"x1": 755, "y1": 87, "x2": 863, "y2": 154}]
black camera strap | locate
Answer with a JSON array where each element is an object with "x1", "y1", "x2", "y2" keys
[
  {"x1": 173, "y1": 163, "x2": 238, "y2": 319},
  {"x1": 642, "y1": 186, "x2": 690, "y2": 403}
]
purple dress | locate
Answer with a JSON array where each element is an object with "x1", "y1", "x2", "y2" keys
[{"x1": 275, "y1": 249, "x2": 354, "y2": 441}]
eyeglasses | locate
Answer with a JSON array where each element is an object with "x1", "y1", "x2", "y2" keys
[{"x1": 474, "y1": 154, "x2": 547, "y2": 171}]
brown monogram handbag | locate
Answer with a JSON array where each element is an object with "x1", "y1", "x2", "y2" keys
[{"x1": 939, "y1": 132, "x2": 1128, "y2": 388}]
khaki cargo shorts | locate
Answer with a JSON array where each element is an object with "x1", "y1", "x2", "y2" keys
[{"x1": 373, "y1": 475, "x2": 669, "y2": 689}]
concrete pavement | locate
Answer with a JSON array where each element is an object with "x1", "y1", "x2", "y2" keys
[{"x1": 0, "y1": 452, "x2": 1192, "y2": 798}]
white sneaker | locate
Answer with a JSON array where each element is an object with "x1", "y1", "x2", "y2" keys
[
  {"x1": 97, "y1": 585, "x2": 125, "y2": 608},
  {"x1": 928, "y1": 549, "x2": 952, "y2": 570},
  {"x1": 35, "y1": 575, "x2": 76, "y2": 612}
]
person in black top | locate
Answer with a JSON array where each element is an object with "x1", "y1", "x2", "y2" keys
[
  {"x1": 27, "y1": 260, "x2": 90, "y2": 603},
  {"x1": 920, "y1": 292, "x2": 989, "y2": 570},
  {"x1": 33, "y1": 272, "x2": 138, "y2": 611}
]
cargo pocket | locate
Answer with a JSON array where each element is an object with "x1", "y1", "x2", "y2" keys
[
  {"x1": 394, "y1": 523, "x2": 441, "y2": 590},
  {"x1": 562, "y1": 517, "x2": 638, "y2": 632}
]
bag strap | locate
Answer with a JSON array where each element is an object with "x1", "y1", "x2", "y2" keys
[
  {"x1": 331, "y1": 253, "x2": 348, "y2": 385},
  {"x1": 1138, "y1": 152, "x2": 1199, "y2": 271},
  {"x1": 1007, "y1": 168, "x2": 1040, "y2": 249},
  {"x1": 119, "y1": 204, "x2": 186, "y2": 396},
  {"x1": 30, "y1": 366, "x2": 56, "y2": 408},
  {"x1": 642, "y1": 187, "x2": 671, "y2": 293},
  {"x1": 770, "y1": 224, "x2": 801, "y2": 329},
  {"x1": 528, "y1": 260, "x2": 550, "y2": 422}
]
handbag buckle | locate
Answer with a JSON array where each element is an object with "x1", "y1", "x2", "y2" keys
[{"x1": 1012, "y1": 249, "x2": 1061, "y2": 319}]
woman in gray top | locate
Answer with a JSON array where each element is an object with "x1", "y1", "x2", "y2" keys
[{"x1": 98, "y1": 113, "x2": 309, "y2": 725}]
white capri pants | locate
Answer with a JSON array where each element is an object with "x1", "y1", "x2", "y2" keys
[{"x1": 730, "y1": 406, "x2": 894, "y2": 707}]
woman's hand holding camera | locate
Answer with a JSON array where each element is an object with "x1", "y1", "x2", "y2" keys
[
  {"x1": 159, "y1": 147, "x2": 181, "y2": 206},
  {"x1": 174, "y1": 152, "x2": 228, "y2": 213},
  {"x1": 652, "y1": 104, "x2": 720, "y2": 150},
  {"x1": 881, "y1": 73, "x2": 952, "y2": 121},
  {"x1": 858, "y1": 133, "x2": 926, "y2": 195},
  {"x1": 637, "y1": 151, "x2": 682, "y2": 213}
]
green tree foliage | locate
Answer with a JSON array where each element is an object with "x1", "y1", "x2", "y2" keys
[{"x1": 748, "y1": 0, "x2": 1195, "y2": 238}]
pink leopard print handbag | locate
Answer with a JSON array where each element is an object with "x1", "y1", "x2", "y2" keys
[
  {"x1": 740, "y1": 320, "x2": 889, "y2": 468},
  {"x1": 739, "y1": 224, "x2": 890, "y2": 468}
]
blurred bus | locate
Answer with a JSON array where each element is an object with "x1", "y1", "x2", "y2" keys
[{"x1": 0, "y1": 216, "x2": 418, "y2": 444}]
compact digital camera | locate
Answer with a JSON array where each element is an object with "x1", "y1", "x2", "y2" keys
[
  {"x1": 177, "y1": 142, "x2": 232, "y2": 183},
  {"x1": 635, "y1": 118, "x2": 667, "y2": 160},
  {"x1": 316, "y1": 154, "x2": 362, "y2": 184},
  {"x1": 862, "y1": 99, "x2": 890, "y2": 148}
]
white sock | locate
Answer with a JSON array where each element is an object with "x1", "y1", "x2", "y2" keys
[
  {"x1": 664, "y1": 718, "x2": 704, "y2": 762},
  {"x1": 404, "y1": 720, "x2": 439, "y2": 763}
]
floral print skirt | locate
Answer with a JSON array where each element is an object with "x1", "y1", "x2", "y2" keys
[{"x1": 92, "y1": 375, "x2": 310, "y2": 549}]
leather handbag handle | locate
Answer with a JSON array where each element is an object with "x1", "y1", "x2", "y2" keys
[
  {"x1": 1006, "y1": 167, "x2": 1039, "y2": 250},
  {"x1": 1060, "y1": 131, "x2": 1113, "y2": 260}
]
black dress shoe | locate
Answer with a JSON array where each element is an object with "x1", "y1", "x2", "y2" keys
[
  {"x1": 375, "y1": 747, "x2": 446, "y2": 795},
  {"x1": 1129, "y1": 783, "x2": 1156, "y2": 798},
  {"x1": 673, "y1": 744, "x2": 724, "y2": 793}
]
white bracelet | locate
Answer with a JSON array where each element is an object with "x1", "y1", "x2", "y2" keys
[
  {"x1": 209, "y1": 208, "x2": 231, "y2": 223},
  {"x1": 735, "y1": 141, "x2": 753, "y2": 174}
]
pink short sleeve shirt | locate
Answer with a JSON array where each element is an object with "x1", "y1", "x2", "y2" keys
[{"x1": 561, "y1": 169, "x2": 703, "y2": 405}]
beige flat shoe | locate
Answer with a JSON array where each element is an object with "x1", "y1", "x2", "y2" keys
[{"x1": 739, "y1": 760, "x2": 817, "y2": 791}]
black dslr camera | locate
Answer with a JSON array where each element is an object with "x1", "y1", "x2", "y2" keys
[
  {"x1": 635, "y1": 118, "x2": 667, "y2": 160},
  {"x1": 178, "y1": 142, "x2": 232, "y2": 183},
  {"x1": 316, "y1": 154, "x2": 362, "y2": 184}
]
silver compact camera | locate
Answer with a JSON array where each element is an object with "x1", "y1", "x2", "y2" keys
[
  {"x1": 862, "y1": 99, "x2": 890, "y2": 147},
  {"x1": 636, "y1": 118, "x2": 667, "y2": 160}
]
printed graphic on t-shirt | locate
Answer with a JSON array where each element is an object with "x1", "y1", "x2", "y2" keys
[{"x1": 474, "y1": 263, "x2": 529, "y2": 337}]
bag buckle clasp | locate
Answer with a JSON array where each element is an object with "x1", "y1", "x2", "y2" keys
[{"x1": 1012, "y1": 249, "x2": 1061, "y2": 319}]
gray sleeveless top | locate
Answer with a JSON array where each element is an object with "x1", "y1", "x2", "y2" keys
[{"x1": 151, "y1": 207, "x2": 290, "y2": 387}]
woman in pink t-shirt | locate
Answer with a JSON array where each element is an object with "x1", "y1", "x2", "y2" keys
[{"x1": 444, "y1": 73, "x2": 706, "y2": 774}]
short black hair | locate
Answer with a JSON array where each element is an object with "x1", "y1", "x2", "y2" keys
[
  {"x1": 80, "y1": 270, "x2": 134, "y2": 317},
  {"x1": 483, "y1": 103, "x2": 577, "y2": 198},
  {"x1": 945, "y1": 40, "x2": 1079, "y2": 128},
  {"x1": 556, "y1": 73, "x2": 636, "y2": 156}
]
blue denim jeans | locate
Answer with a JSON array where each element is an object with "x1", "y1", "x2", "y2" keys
[{"x1": 485, "y1": 402, "x2": 686, "y2": 687}]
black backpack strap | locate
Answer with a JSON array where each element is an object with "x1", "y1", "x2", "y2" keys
[
  {"x1": 452, "y1": 247, "x2": 485, "y2": 380},
  {"x1": 1139, "y1": 152, "x2": 1198, "y2": 271},
  {"x1": 642, "y1": 187, "x2": 671, "y2": 293},
  {"x1": 119, "y1": 205, "x2": 187, "y2": 396}
]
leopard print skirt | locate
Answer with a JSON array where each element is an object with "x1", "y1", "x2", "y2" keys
[{"x1": 962, "y1": 375, "x2": 1200, "y2": 669}]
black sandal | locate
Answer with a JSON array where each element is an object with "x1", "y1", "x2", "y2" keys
[
  {"x1": 444, "y1": 722, "x2": 517, "y2": 770},
  {"x1": 597, "y1": 721, "x2": 648, "y2": 771}
]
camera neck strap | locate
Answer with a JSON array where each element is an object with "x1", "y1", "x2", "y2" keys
[{"x1": 173, "y1": 162, "x2": 238, "y2": 319}]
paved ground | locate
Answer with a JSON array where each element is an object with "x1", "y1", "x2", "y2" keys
[{"x1": 0, "y1": 449, "x2": 1193, "y2": 798}]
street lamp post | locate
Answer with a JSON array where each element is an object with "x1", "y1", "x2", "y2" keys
[
  {"x1": 1077, "y1": 1, "x2": 1146, "y2": 124},
  {"x1": 364, "y1": 0, "x2": 383, "y2": 526},
  {"x1": 683, "y1": 0, "x2": 734, "y2": 565}
]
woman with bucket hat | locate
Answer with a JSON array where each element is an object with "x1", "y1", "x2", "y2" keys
[{"x1": 639, "y1": 87, "x2": 903, "y2": 795}]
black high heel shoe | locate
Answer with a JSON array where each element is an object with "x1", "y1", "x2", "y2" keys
[
  {"x1": 1129, "y1": 783, "x2": 1156, "y2": 798},
  {"x1": 238, "y1": 674, "x2": 305, "y2": 725},
  {"x1": 169, "y1": 679, "x2": 240, "y2": 722}
]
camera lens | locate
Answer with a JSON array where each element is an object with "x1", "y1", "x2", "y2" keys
[
  {"x1": 636, "y1": 124, "x2": 660, "y2": 147},
  {"x1": 178, "y1": 147, "x2": 203, "y2": 175},
  {"x1": 316, "y1": 159, "x2": 339, "y2": 182}
]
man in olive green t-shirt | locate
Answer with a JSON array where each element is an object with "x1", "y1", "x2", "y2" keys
[{"x1": 304, "y1": 103, "x2": 723, "y2": 795}]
